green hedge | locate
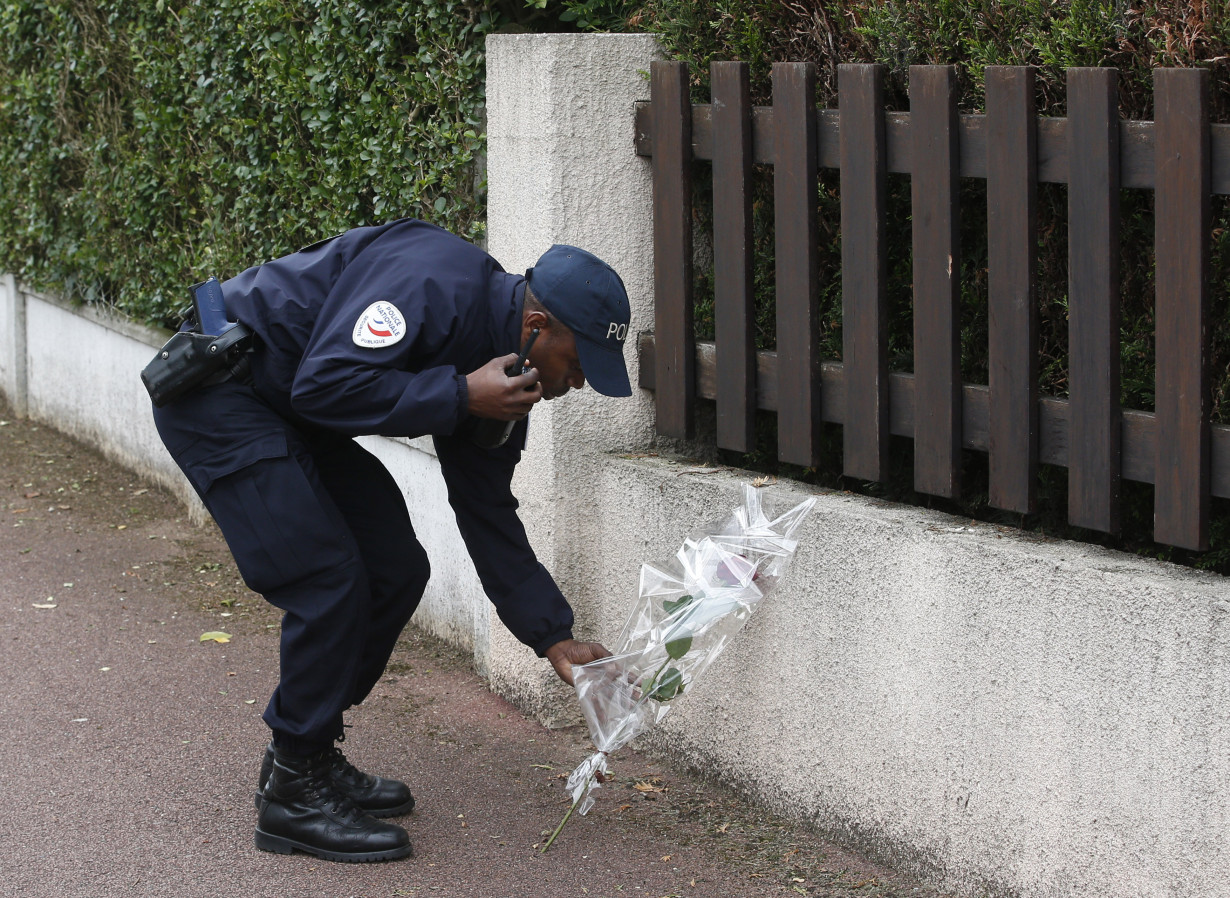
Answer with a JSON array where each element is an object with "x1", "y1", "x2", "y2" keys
[
  {"x1": 0, "y1": 0, "x2": 502, "y2": 324},
  {"x1": 591, "y1": 0, "x2": 1230, "y2": 114}
]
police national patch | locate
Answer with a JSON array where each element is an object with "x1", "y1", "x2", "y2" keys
[{"x1": 352, "y1": 301, "x2": 406, "y2": 348}]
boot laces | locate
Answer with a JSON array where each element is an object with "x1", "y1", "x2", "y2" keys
[
  {"x1": 325, "y1": 745, "x2": 376, "y2": 789},
  {"x1": 301, "y1": 757, "x2": 364, "y2": 820}
]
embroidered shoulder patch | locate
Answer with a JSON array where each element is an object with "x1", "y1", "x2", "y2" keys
[{"x1": 352, "y1": 301, "x2": 406, "y2": 348}]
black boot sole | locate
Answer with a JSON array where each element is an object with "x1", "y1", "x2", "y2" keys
[
  {"x1": 254, "y1": 828, "x2": 413, "y2": 862},
  {"x1": 369, "y1": 796, "x2": 416, "y2": 818},
  {"x1": 255, "y1": 791, "x2": 415, "y2": 818}
]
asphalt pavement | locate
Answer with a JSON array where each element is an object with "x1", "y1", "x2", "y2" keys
[{"x1": 0, "y1": 400, "x2": 947, "y2": 898}]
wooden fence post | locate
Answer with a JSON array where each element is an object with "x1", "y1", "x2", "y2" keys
[
  {"x1": 652, "y1": 60, "x2": 694, "y2": 439},
  {"x1": 1067, "y1": 68, "x2": 1121, "y2": 534},
  {"x1": 986, "y1": 66, "x2": 1039, "y2": 514},
  {"x1": 1154, "y1": 66, "x2": 1210, "y2": 550},
  {"x1": 840, "y1": 63, "x2": 889, "y2": 482},
  {"x1": 635, "y1": 61, "x2": 1226, "y2": 552},
  {"x1": 910, "y1": 65, "x2": 962, "y2": 498},
  {"x1": 772, "y1": 62, "x2": 821, "y2": 466},
  {"x1": 712, "y1": 61, "x2": 756, "y2": 453}
]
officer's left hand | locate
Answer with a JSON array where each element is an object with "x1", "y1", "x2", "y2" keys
[
  {"x1": 545, "y1": 638, "x2": 612, "y2": 687},
  {"x1": 466, "y1": 353, "x2": 543, "y2": 421}
]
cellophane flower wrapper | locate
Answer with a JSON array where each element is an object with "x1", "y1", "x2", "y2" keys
[{"x1": 566, "y1": 484, "x2": 816, "y2": 815}]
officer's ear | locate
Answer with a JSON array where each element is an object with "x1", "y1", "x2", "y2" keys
[{"x1": 523, "y1": 307, "x2": 551, "y2": 332}]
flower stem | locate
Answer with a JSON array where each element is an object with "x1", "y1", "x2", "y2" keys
[
  {"x1": 541, "y1": 769, "x2": 597, "y2": 853},
  {"x1": 640, "y1": 657, "x2": 671, "y2": 704},
  {"x1": 543, "y1": 653, "x2": 680, "y2": 853}
]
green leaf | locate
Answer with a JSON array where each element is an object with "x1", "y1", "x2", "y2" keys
[
  {"x1": 662, "y1": 594, "x2": 694, "y2": 616},
  {"x1": 199, "y1": 631, "x2": 232, "y2": 643},
  {"x1": 648, "y1": 668, "x2": 684, "y2": 702},
  {"x1": 665, "y1": 631, "x2": 692, "y2": 659}
]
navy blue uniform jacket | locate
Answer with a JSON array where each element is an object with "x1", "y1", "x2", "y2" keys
[{"x1": 222, "y1": 218, "x2": 573, "y2": 655}]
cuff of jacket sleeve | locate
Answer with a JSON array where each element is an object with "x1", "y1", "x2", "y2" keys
[
  {"x1": 492, "y1": 563, "x2": 575, "y2": 654},
  {"x1": 530, "y1": 628, "x2": 575, "y2": 658}
]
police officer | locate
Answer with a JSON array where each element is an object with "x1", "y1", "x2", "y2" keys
[{"x1": 151, "y1": 218, "x2": 630, "y2": 862}]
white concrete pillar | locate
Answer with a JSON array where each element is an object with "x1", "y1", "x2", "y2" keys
[
  {"x1": 0, "y1": 274, "x2": 28, "y2": 416},
  {"x1": 485, "y1": 33, "x2": 663, "y2": 718}
]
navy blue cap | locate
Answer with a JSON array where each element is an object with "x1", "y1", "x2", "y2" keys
[{"x1": 525, "y1": 245, "x2": 632, "y2": 397}]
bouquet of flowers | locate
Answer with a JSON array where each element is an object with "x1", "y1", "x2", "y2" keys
[{"x1": 542, "y1": 483, "x2": 816, "y2": 850}]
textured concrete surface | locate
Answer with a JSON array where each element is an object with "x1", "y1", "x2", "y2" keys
[
  {"x1": 9, "y1": 287, "x2": 198, "y2": 518},
  {"x1": 578, "y1": 458, "x2": 1230, "y2": 897},
  {"x1": 0, "y1": 273, "x2": 26, "y2": 416},
  {"x1": 0, "y1": 401, "x2": 948, "y2": 898}
]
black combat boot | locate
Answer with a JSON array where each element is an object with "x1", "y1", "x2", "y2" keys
[
  {"x1": 256, "y1": 742, "x2": 416, "y2": 818},
  {"x1": 254, "y1": 748, "x2": 413, "y2": 862}
]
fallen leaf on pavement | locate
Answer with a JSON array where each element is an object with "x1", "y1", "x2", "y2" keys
[
  {"x1": 199, "y1": 631, "x2": 232, "y2": 643},
  {"x1": 32, "y1": 603, "x2": 57, "y2": 609}
]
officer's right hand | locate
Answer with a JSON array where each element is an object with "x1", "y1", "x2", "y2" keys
[{"x1": 465, "y1": 353, "x2": 543, "y2": 421}]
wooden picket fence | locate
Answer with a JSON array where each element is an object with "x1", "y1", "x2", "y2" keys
[{"x1": 634, "y1": 60, "x2": 1230, "y2": 552}]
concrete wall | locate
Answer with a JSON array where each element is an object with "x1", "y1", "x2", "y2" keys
[
  {"x1": 1, "y1": 31, "x2": 1228, "y2": 898},
  {"x1": 582, "y1": 460, "x2": 1230, "y2": 898},
  {"x1": 0, "y1": 284, "x2": 198, "y2": 512}
]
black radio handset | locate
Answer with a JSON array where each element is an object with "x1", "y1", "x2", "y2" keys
[
  {"x1": 468, "y1": 328, "x2": 540, "y2": 449},
  {"x1": 507, "y1": 327, "x2": 539, "y2": 378}
]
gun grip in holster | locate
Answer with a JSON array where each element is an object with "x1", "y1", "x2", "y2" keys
[{"x1": 141, "y1": 277, "x2": 252, "y2": 407}]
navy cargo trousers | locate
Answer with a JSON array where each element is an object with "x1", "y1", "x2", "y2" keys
[{"x1": 152, "y1": 377, "x2": 430, "y2": 755}]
